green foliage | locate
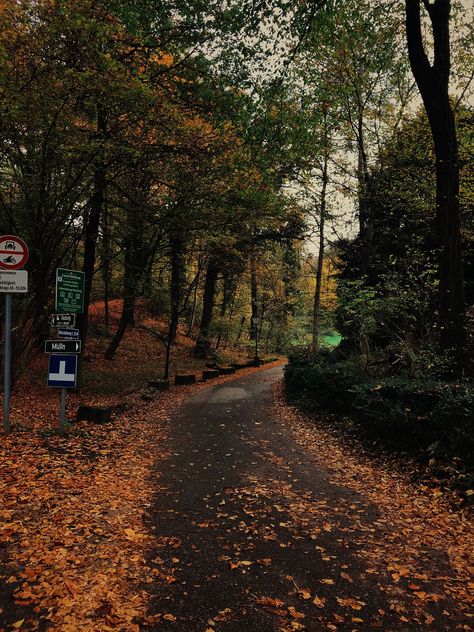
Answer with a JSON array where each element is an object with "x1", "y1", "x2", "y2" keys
[
  {"x1": 335, "y1": 106, "x2": 474, "y2": 365},
  {"x1": 285, "y1": 352, "x2": 364, "y2": 411},
  {"x1": 285, "y1": 352, "x2": 474, "y2": 461}
]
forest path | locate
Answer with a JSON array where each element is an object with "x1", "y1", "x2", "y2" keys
[{"x1": 144, "y1": 366, "x2": 471, "y2": 631}]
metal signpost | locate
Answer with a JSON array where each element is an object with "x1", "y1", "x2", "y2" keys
[
  {"x1": 46, "y1": 268, "x2": 84, "y2": 432},
  {"x1": 0, "y1": 235, "x2": 29, "y2": 433},
  {"x1": 47, "y1": 355, "x2": 78, "y2": 434}
]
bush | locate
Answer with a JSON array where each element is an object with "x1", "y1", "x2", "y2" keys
[
  {"x1": 285, "y1": 353, "x2": 364, "y2": 412},
  {"x1": 285, "y1": 352, "x2": 474, "y2": 463}
]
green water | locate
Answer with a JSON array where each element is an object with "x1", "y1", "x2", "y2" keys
[{"x1": 320, "y1": 332, "x2": 342, "y2": 347}]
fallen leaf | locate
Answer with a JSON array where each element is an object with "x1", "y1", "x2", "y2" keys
[
  {"x1": 313, "y1": 596, "x2": 326, "y2": 608},
  {"x1": 257, "y1": 596, "x2": 285, "y2": 608},
  {"x1": 288, "y1": 607, "x2": 305, "y2": 619},
  {"x1": 163, "y1": 613, "x2": 176, "y2": 622}
]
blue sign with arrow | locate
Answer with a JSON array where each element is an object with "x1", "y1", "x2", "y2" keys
[{"x1": 47, "y1": 354, "x2": 77, "y2": 388}]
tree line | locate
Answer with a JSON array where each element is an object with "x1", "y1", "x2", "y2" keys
[{"x1": 0, "y1": 0, "x2": 472, "y2": 386}]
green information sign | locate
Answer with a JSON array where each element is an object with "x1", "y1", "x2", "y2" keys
[{"x1": 55, "y1": 268, "x2": 85, "y2": 314}]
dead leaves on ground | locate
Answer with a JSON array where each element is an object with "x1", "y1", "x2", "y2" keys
[
  {"x1": 272, "y1": 383, "x2": 474, "y2": 628},
  {"x1": 0, "y1": 390, "x2": 175, "y2": 631},
  {"x1": 256, "y1": 597, "x2": 305, "y2": 630}
]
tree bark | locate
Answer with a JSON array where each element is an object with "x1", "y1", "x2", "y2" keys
[
  {"x1": 405, "y1": 0, "x2": 466, "y2": 364},
  {"x1": 249, "y1": 252, "x2": 258, "y2": 340},
  {"x1": 101, "y1": 204, "x2": 111, "y2": 336},
  {"x1": 215, "y1": 274, "x2": 235, "y2": 350},
  {"x1": 78, "y1": 107, "x2": 107, "y2": 359},
  {"x1": 236, "y1": 316, "x2": 246, "y2": 342},
  {"x1": 104, "y1": 203, "x2": 144, "y2": 360},
  {"x1": 312, "y1": 142, "x2": 329, "y2": 351},
  {"x1": 163, "y1": 232, "x2": 185, "y2": 378},
  {"x1": 186, "y1": 256, "x2": 203, "y2": 337},
  {"x1": 194, "y1": 256, "x2": 219, "y2": 357}
]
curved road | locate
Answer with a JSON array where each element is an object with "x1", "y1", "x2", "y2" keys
[{"x1": 145, "y1": 366, "x2": 466, "y2": 631}]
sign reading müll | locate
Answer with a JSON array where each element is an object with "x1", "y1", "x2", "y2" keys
[{"x1": 45, "y1": 340, "x2": 81, "y2": 354}]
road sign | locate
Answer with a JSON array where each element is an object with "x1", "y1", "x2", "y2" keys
[
  {"x1": 0, "y1": 235, "x2": 29, "y2": 270},
  {"x1": 0, "y1": 270, "x2": 28, "y2": 293},
  {"x1": 48, "y1": 355, "x2": 77, "y2": 388},
  {"x1": 45, "y1": 340, "x2": 81, "y2": 354},
  {"x1": 58, "y1": 327, "x2": 79, "y2": 340},
  {"x1": 51, "y1": 313, "x2": 76, "y2": 328},
  {"x1": 56, "y1": 268, "x2": 85, "y2": 314}
]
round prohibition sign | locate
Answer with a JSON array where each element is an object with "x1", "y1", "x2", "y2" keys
[{"x1": 0, "y1": 235, "x2": 29, "y2": 270}]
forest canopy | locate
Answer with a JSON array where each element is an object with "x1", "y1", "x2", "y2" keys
[{"x1": 0, "y1": 0, "x2": 473, "y2": 382}]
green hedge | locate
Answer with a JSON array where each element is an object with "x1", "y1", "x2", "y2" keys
[{"x1": 284, "y1": 354, "x2": 474, "y2": 462}]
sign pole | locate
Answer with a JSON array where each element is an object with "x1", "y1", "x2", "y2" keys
[
  {"x1": 3, "y1": 293, "x2": 12, "y2": 433},
  {"x1": 0, "y1": 235, "x2": 30, "y2": 433},
  {"x1": 60, "y1": 388, "x2": 67, "y2": 435}
]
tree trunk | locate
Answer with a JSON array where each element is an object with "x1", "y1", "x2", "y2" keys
[
  {"x1": 194, "y1": 256, "x2": 219, "y2": 357},
  {"x1": 101, "y1": 204, "x2": 111, "y2": 336},
  {"x1": 164, "y1": 233, "x2": 185, "y2": 378},
  {"x1": 236, "y1": 316, "x2": 246, "y2": 343},
  {"x1": 312, "y1": 124, "x2": 330, "y2": 351},
  {"x1": 249, "y1": 253, "x2": 258, "y2": 340},
  {"x1": 187, "y1": 256, "x2": 203, "y2": 337},
  {"x1": 78, "y1": 107, "x2": 106, "y2": 360},
  {"x1": 104, "y1": 203, "x2": 143, "y2": 360},
  {"x1": 356, "y1": 115, "x2": 372, "y2": 278},
  {"x1": 405, "y1": 0, "x2": 466, "y2": 366},
  {"x1": 216, "y1": 274, "x2": 235, "y2": 350}
]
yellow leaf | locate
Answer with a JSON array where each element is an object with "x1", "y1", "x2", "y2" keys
[
  {"x1": 163, "y1": 614, "x2": 176, "y2": 622},
  {"x1": 13, "y1": 621, "x2": 25, "y2": 629},
  {"x1": 320, "y1": 578, "x2": 334, "y2": 585},
  {"x1": 288, "y1": 606, "x2": 305, "y2": 619},
  {"x1": 124, "y1": 528, "x2": 142, "y2": 541}
]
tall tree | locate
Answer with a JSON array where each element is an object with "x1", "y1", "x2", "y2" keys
[{"x1": 405, "y1": 0, "x2": 466, "y2": 364}]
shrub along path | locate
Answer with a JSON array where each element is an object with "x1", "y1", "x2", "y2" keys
[{"x1": 144, "y1": 366, "x2": 473, "y2": 630}]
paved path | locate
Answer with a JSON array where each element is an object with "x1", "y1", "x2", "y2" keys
[{"x1": 145, "y1": 367, "x2": 465, "y2": 631}]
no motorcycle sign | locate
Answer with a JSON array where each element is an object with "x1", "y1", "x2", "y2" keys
[{"x1": 0, "y1": 235, "x2": 29, "y2": 270}]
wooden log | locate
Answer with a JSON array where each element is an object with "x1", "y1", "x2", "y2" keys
[
  {"x1": 203, "y1": 369, "x2": 220, "y2": 380},
  {"x1": 148, "y1": 379, "x2": 170, "y2": 391},
  {"x1": 175, "y1": 373, "x2": 196, "y2": 385},
  {"x1": 219, "y1": 366, "x2": 236, "y2": 375},
  {"x1": 76, "y1": 405, "x2": 112, "y2": 424}
]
